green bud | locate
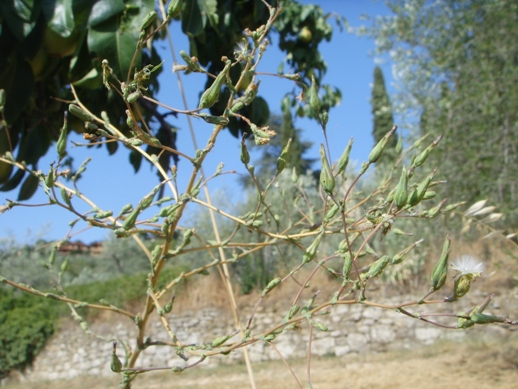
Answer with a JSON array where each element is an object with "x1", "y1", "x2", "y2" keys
[
  {"x1": 311, "y1": 321, "x2": 328, "y2": 332},
  {"x1": 139, "y1": 181, "x2": 164, "y2": 210},
  {"x1": 364, "y1": 255, "x2": 390, "y2": 280},
  {"x1": 48, "y1": 246, "x2": 57, "y2": 266},
  {"x1": 448, "y1": 274, "x2": 473, "y2": 301},
  {"x1": 167, "y1": 0, "x2": 183, "y2": 19},
  {"x1": 291, "y1": 166, "x2": 298, "y2": 183},
  {"x1": 262, "y1": 277, "x2": 281, "y2": 297},
  {"x1": 394, "y1": 165, "x2": 408, "y2": 209},
  {"x1": 429, "y1": 235, "x2": 450, "y2": 292},
  {"x1": 302, "y1": 232, "x2": 324, "y2": 264},
  {"x1": 60, "y1": 257, "x2": 69, "y2": 273},
  {"x1": 140, "y1": 10, "x2": 157, "y2": 30},
  {"x1": 443, "y1": 201, "x2": 465, "y2": 212},
  {"x1": 94, "y1": 210, "x2": 113, "y2": 219},
  {"x1": 276, "y1": 138, "x2": 291, "y2": 175},
  {"x1": 285, "y1": 305, "x2": 300, "y2": 321},
  {"x1": 427, "y1": 199, "x2": 447, "y2": 218},
  {"x1": 412, "y1": 135, "x2": 443, "y2": 168},
  {"x1": 469, "y1": 312, "x2": 505, "y2": 325},
  {"x1": 199, "y1": 60, "x2": 231, "y2": 109},
  {"x1": 57, "y1": 112, "x2": 68, "y2": 159},
  {"x1": 126, "y1": 91, "x2": 141, "y2": 104},
  {"x1": 324, "y1": 202, "x2": 340, "y2": 222},
  {"x1": 198, "y1": 113, "x2": 229, "y2": 126},
  {"x1": 0, "y1": 89, "x2": 5, "y2": 112},
  {"x1": 308, "y1": 75, "x2": 321, "y2": 115},
  {"x1": 368, "y1": 125, "x2": 397, "y2": 163},
  {"x1": 240, "y1": 136, "x2": 250, "y2": 165},
  {"x1": 319, "y1": 144, "x2": 335, "y2": 195},
  {"x1": 211, "y1": 334, "x2": 231, "y2": 348},
  {"x1": 341, "y1": 252, "x2": 352, "y2": 283},
  {"x1": 60, "y1": 187, "x2": 72, "y2": 208},
  {"x1": 45, "y1": 167, "x2": 55, "y2": 189},
  {"x1": 163, "y1": 299, "x2": 174, "y2": 314},
  {"x1": 337, "y1": 138, "x2": 353, "y2": 175},
  {"x1": 111, "y1": 343, "x2": 123, "y2": 372},
  {"x1": 122, "y1": 205, "x2": 141, "y2": 230},
  {"x1": 408, "y1": 168, "x2": 437, "y2": 207},
  {"x1": 69, "y1": 104, "x2": 93, "y2": 122},
  {"x1": 180, "y1": 50, "x2": 201, "y2": 72},
  {"x1": 423, "y1": 191, "x2": 436, "y2": 200},
  {"x1": 391, "y1": 239, "x2": 423, "y2": 264}
]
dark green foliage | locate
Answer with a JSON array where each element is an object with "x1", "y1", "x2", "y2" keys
[
  {"x1": 371, "y1": 65, "x2": 396, "y2": 162},
  {"x1": 0, "y1": 0, "x2": 341, "y2": 199},
  {"x1": 0, "y1": 288, "x2": 55, "y2": 379},
  {"x1": 368, "y1": 0, "x2": 518, "y2": 221},
  {"x1": 0, "y1": 263, "x2": 187, "y2": 378}
]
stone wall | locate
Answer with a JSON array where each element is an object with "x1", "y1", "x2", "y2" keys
[{"x1": 12, "y1": 289, "x2": 518, "y2": 383}]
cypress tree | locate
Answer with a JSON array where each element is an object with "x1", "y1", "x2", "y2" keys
[{"x1": 371, "y1": 66, "x2": 396, "y2": 161}]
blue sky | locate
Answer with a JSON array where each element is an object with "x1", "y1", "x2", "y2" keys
[{"x1": 1, "y1": 1, "x2": 395, "y2": 244}]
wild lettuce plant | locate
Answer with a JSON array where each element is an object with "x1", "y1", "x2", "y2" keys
[{"x1": 0, "y1": 2, "x2": 516, "y2": 388}]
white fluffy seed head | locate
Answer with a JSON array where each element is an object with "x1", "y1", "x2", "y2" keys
[{"x1": 450, "y1": 255, "x2": 485, "y2": 276}]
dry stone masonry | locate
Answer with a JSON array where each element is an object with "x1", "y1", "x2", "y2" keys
[{"x1": 15, "y1": 289, "x2": 518, "y2": 382}]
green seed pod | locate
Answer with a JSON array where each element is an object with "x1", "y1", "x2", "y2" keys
[
  {"x1": 111, "y1": 343, "x2": 123, "y2": 372},
  {"x1": 308, "y1": 75, "x2": 321, "y2": 115},
  {"x1": 262, "y1": 277, "x2": 281, "y2": 297},
  {"x1": 449, "y1": 274, "x2": 473, "y2": 301},
  {"x1": 364, "y1": 255, "x2": 390, "y2": 279},
  {"x1": 60, "y1": 257, "x2": 69, "y2": 273},
  {"x1": 60, "y1": 187, "x2": 72, "y2": 208},
  {"x1": 140, "y1": 10, "x2": 157, "y2": 30},
  {"x1": 180, "y1": 50, "x2": 201, "y2": 72},
  {"x1": 311, "y1": 321, "x2": 328, "y2": 332},
  {"x1": 337, "y1": 138, "x2": 353, "y2": 175},
  {"x1": 427, "y1": 199, "x2": 447, "y2": 218},
  {"x1": 240, "y1": 138, "x2": 250, "y2": 165},
  {"x1": 391, "y1": 239, "x2": 423, "y2": 265},
  {"x1": 0, "y1": 89, "x2": 5, "y2": 112},
  {"x1": 394, "y1": 165, "x2": 408, "y2": 209},
  {"x1": 94, "y1": 210, "x2": 113, "y2": 219},
  {"x1": 469, "y1": 313, "x2": 505, "y2": 325},
  {"x1": 163, "y1": 299, "x2": 174, "y2": 314},
  {"x1": 423, "y1": 190, "x2": 436, "y2": 200},
  {"x1": 48, "y1": 246, "x2": 57, "y2": 266},
  {"x1": 118, "y1": 203, "x2": 133, "y2": 216},
  {"x1": 408, "y1": 168, "x2": 437, "y2": 207},
  {"x1": 286, "y1": 304, "x2": 300, "y2": 321},
  {"x1": 198, "y1": 113, "x2": 229, "y2": 126},
  {"x1": 69, "y1": 104, "x2": 93, "y2": 122},
  {"x1": 319, "y1": 144, "x2": 335, "y2": 195},
  {"x1": 167, "y1": 0, "x2": 183, "y2": 19},
  {"x1": 443, "y1": 201, "x2": 465, "y2": 212},
  {"x1": 412, "y1": 135, "x2": 443, "y2": 168},
  {"x1": 211, "y1": 334, "x2": 231, "y2": 348},
  {"x1": 429, "y1": 235, "x2": 450, "y2": 292},
  {"x1": 56, "y1": 112, "x2": 68, "y2": 159},
  {"x1": 302, "y1": 232, "x2": 324, "y2": 264},
  {"x1": 341, "y1": 252, "x2": 352, "y2": 283},
  {"x1": 456, "y1": 311, "x2": 475, "y2": 329},
  {"x1": 126, "y1": 91, "x2": 141, "y2": 103},
  {"x1": 324, "y1": 202, "x2": 340, "y2": 222},
  {"x1": 276, "y1": 138, "x2": 291, "y2": 175},
  {"x1": 198, "y1": 60, "x2": 231, "y2": 109},
  {"x1": 44, "y1": 168, "x2": 55, "y2": 189},
  {"x1": 122, "y1": 205, "x2": 141, "y2": 230},
  {"x1": 368, "y1": 125, "x2": 397, "y2": 163}
]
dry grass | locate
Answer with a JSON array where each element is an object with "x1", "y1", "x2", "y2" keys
[{"x1": 6, "y1": 338, "x2": 518, "y2": 389}]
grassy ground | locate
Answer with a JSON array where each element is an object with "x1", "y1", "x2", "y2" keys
[{"x1": 6, "y1": 338, "x2": 518, "y2": 389}]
